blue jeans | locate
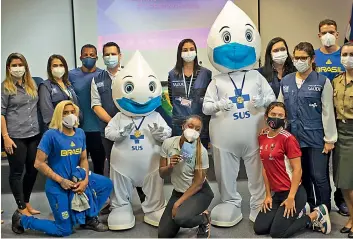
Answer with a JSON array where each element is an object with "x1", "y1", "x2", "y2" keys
[
  {"x1": 20, "y1": 173, "x2": 112, "y2": 237},
  {"x1": 301, "y1": 147, "x2": 331, "y2": 211}
]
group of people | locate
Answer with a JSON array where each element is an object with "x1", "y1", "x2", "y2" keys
[{"x1": 1, "y1": 1, "x2": 352, "y2": 237}]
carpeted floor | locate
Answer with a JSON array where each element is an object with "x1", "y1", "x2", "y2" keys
[{"x1": 1, "y1": 180, "x2": 348, "y2": 238}]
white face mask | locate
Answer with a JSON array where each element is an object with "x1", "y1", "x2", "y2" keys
[
  {"x1": 294, "y1": 59, "x2": 311, "y2": 73},
  {"x1": 52, "y1": 67, "x2": 65, "y2": 78},
  {"x1": 181, "y1": 51, "x2": 197, "y2": 63},
  {"x1": 10, "y1": 66, "x2": 25, "y2": 78},
  {"x1": 271, "y1": 51, "x2": 288, "y2": 65},
  {"x1": 183, "y1": 128, "x2": 200, "y2": 142},
  {"x1": 321, "y1": 33, "x2": 336, "y2": 47},
  {"x1": 62, "y1": 114, "x2": 78, "y2": 129},
  {"x1": 341, "y1": 56, "x2": 353, "y2": 70}
]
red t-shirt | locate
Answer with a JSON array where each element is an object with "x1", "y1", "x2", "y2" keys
[{"x1": 258, "y1": 129, "x2": 302, "y2": 192}]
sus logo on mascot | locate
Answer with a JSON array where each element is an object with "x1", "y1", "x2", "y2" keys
[
  {"x1": 203, "y1": 1, "x2": 276, "y2": 227},
  {"x1": 105, "y1": 51, "x2": 171, "y2": 230}
]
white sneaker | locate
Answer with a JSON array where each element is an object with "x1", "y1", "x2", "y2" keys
[{"x1": 297, "y1": 203, "x2": 310, "y2": 219}]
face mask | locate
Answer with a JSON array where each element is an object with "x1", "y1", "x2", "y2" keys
[
  {"x1": 82, "y1": 57, "x2": 97, "y2": 70},
  {"x1": 294, "y1": 59, "x2": 311, "y2": 73},
  {"x1": 10, "y1": 66, "x2": 25, "y2": 78},
  {"x1": 62, "y1": 114, "x2": 78, "y2": 129},
  {"x1": 321, "y1": 33, "x2": 336, "y2": 47},
  {"x1": 181, "y1": 51, "x2": 197, "y2": 63},
  {"x1": 267, "y1": 117, "x2": 285, "y2": 130},
  {"x1": 272, "y1": 51, "x2": 288, "y2": 65},
  {"x1": 341, "y1": 56, "x2": 353, "y2": 70},
  {"x1": 183, "y1": 128, "x2": 200, "y2": 142},
  {"x1": 52, "y1": 67, "x2": 65, "y2": 78},
  {"x1": 103, "y1": 55, "x2": 119, "y2": 69}
]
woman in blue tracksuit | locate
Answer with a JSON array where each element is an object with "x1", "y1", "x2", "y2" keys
[
  {"x1": 39, "y1": 54, "x2": 81, "y2": 131},
  {"x1": 258, "y1": 37, "x2": 296, "y2": 98},
  {"x1": 11, "y1": 101, "x2": 112, "y2": 237},
  {"x1": 168, "y1": 38, "x2": 212, "y2": 148}
]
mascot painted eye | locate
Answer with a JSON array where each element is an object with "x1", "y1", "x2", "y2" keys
[
  {"x1": 149, "y1": 81, "x2": 156, "y2": 93},
  {"x1": 245, "y1": 29, "x2": 253, "y2": 42},
  {"x1": 124, "y1": 82, "x2": 134, "y2": 94},
  {"x1": 222, "y1": 31, "x2": 231, "y2": 43}
]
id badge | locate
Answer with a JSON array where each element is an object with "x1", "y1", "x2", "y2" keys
[
  {"x1": 180, "y1": 97, "x2": 192, "y2": 107},
  {"x1": 180, "y1": 142, "x2": 195, "y2": 163}
]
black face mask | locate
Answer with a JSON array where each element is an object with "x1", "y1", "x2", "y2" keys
[{"x1": 267, "y1": 117, "x2": 285, "y2": 130}]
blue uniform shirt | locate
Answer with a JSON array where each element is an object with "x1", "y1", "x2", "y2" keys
[
  {"x1": 315, "y1": 48, "x2": 344, "y2": 81},
  {"x1": 69, "y1": 68, "x2": 103, "y2": 132},
  {"x1": 38, "y1": 128, "x2": 86, "y2": 188}
]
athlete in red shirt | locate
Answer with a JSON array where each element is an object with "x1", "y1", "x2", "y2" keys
[{"x1": 254, "y1": 102, "x2": 331, "y2": 237}]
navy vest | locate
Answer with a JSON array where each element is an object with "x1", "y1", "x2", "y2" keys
[
  {"x1": 168, "y1": 66, "x2": 212, "y2": 139},
  {"x1": 40, "y1": 80, "x2": 81, "y2": 131},
  {"x1": 94, "y1": 70, "x2": 119, "y2": 136},
  {"x1": 281, "y1": 71, "x2": 326, "y2": 148}
]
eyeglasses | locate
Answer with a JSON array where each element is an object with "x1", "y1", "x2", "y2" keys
[{"x1": 293, "y1": 56, "x2": 310, "y2": 61}]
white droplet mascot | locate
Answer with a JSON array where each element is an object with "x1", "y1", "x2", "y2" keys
[
  {"x1": 106, "y1": 51, "x2": 171, "y2": 230},
  {"x1": 203, "y1": 1, "x2": 276, "y2": 227}
]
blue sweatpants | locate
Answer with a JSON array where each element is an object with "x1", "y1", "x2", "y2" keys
[{"x1": 20, "y1": 173, "x2": 112, "y2": 237}]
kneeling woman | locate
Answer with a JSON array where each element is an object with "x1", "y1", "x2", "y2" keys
[
  {"x1": 12, "y1": 101, "x2": 113, "y2": 237},
  {"x1": 254, "y1": 102, "x2": 331, "y2": 238},
  {"x1": 158, "y1": 115, "x2": 214, "y2": 238}
]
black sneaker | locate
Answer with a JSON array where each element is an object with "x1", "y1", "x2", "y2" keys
[
  {"x1": 12, "y1": 210, "x2": 24, "y2": 234},
  {"x1": 197, "y1": 212, "x2": 211, "y2": 238},
  {"x1": 80, "y1": 216, "x2": 108, "y2": 232},
  {"x1": 99, "y1": 204, "x2": 111, "y2": 215}
]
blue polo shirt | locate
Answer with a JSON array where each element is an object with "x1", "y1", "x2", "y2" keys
[
  {"x1": 315, "y1": 48, "x2": 344, "y2": 81},
  {"x1": 69, "y1": 67, "x2": 103, "y2": 132}
]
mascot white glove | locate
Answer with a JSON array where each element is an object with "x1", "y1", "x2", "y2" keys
[
  {"x1": 119, "y1": 122, "x2": 135, "y2": 137},
  {"x1": 215, "y1": 94, "x2": 234, "y2": 111},
  {"x1": 148, "y1": 123, "x2": 168, "y2": 142},
  {"x1": 251, "y1": 85, "x2": 264, "y2": 108}
]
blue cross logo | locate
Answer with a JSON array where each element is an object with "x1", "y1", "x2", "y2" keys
[
  {"x1": 229, "y1": 89, "x2": 250, "y2": 109},
  {"x1": 130, "y1": 134, "x2": 145, "y2": 144}
]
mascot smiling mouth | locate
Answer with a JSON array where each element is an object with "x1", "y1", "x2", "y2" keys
[{"x1": 117, "y1": 96, "x2": 161, "y2": 115}]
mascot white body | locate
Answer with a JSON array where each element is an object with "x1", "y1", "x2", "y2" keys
[
  {"x1": 106, "y1": 51, "x2": 171, "y2": 230},
  {"x1": 203, "y1": 1, "x2": 276, "y2": 227}
]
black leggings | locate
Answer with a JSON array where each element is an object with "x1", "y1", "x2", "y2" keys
[
  {"x1": 7, "y1": 135, "x2": 40, "y2": 210},
  {"x1": 158, "y1": 181, "x2": 214, "y2": 238},
  {"x1": 254, "y1": 185, "x2": 311, "y2": 238},
  {"x1": 85, "y1": 132, "x2": 105, "y2": 175}
]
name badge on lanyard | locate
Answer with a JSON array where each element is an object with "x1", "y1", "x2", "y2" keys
[{"x1": 180, "y1": 69, "x2": 193, "y2": 108}]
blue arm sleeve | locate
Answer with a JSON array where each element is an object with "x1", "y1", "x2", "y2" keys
[{"x1": 38, "y1": 131, "x2": 53, "y2": 156}]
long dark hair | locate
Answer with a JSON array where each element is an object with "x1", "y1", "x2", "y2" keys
[
  {"x1": 293, "y1": 42, "x2": 316, "y2": 71},
  {"x1": 47, "y1": 54, "x2": 70, "y2": 86},
  {"x1": 262, "y1": 37, "x2": 296, "y2": 83},
  {"x1": 174, "y1": 39, "x2": 200, "y2": 76}
]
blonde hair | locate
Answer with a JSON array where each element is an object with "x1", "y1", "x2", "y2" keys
[
  {"x1": 183, "y1": 115, "x2": 203, "y2": 170},
  {"x1": 3, "y1": 53, "x2": 37, "y2": 98},
  {"x1": 49, "y1": 100, "x2": 80, "y2": 132}
]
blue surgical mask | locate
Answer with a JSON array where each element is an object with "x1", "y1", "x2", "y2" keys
[
  {"x1": 213, "y1": 42, "x2": 256, "y2": 70},
  {"x1": 103, "y1": 55, "x2": 119, "y2": 69},
  {"x1": 116, "y1": 96, "x2": 161, "y2": 115},
  {"x1": 81, "y1": 57, "x2": 97, "y2": 70}
]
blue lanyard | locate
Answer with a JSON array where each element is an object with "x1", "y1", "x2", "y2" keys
[
  {"x1": 228, "y1": 72, "x2": 246, "y2": 96},
  {"x1": 132, "y1": 117, "x2": 146, "y2": 131}
]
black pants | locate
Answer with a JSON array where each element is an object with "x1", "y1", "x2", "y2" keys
[
  {"x1": 301, "y1": 147, "x2": 331, "y2": 211},
  {"x1": 254, "y1": 185, "x2": 310, "y2": 238},
  {"x1": 158, "y1": 181, "x2": 214, "y2": 238},
  {"x1": 101, "y1": 136, "x2": 146, "y2": 202},
  {"x1": 85, "y1": 132, "x2": 105, "y2": 175},
  {"x1": 7, "y1": 134, "x2": 40, "y2": 209}
]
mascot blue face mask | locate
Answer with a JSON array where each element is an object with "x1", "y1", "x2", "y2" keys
[
  {"x1": 207, "y1": 0, "x2": 261, "y2": 73},
  {"x1": 112, "y1": 51, "x2": 162, "y2": 117}
]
